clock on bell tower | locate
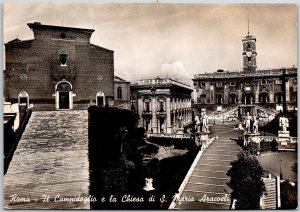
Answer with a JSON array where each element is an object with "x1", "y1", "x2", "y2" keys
[{"x1": 242, "y1": 22, "x2": 257, "y2": 72}]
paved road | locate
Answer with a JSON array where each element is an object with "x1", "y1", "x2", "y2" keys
[
  {"x1": 4, "y1": 110, "x2": 90, "y2": 209},
  {"x1": 174, "y1": 124, "x2": 244, "y2": 209}
]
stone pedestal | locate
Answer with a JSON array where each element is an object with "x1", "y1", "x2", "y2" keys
[
  {"x1": 278, "y1": 131, "x2": 290, "y2": 146},
  {"x1": 176, "y1": 127, "x2": 184, "y2": 135},
  {"x1": 243, "y1": 132, "x2": 260, "y2": 147},
  {"x1": 197, "y1": 131, "x2": 210, "y2": 149}
]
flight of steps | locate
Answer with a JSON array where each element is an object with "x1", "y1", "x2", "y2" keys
[
  {"x1": 4, "y1": 110, "x2": 90, "y2": 209},
  {"x1": 173, "y1": 125, "x2": 243, "y2": 209},
  {"x1": 262, "y1": 177, "x2": 277, "y2": 209}
]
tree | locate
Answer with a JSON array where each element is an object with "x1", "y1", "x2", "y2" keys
[
  {"x1": 281, "y1": 180, "x2": 297, "y2": 209},
  {"x1": 246, "y1": 141, "x2": 259, "y2": 155},
  {"x1": 227, "y1": 150, "x2": 266, "y2": 209}
]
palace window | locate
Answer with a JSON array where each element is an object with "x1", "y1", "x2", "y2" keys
[
  {"x1": 230, "y1": 81, "x2": 236, "y2": 86},
  {"x1": 145, "y1": 102, "x2": 150, "y2": 112},
  {"x1": 201, "y1": 82, "x2": 206, "y2": 88},
  {"x1": 117, "y1": 87, "x2": 122, "y2": 99},
  {"x1": 130, "y1": 96, "x2": 136, "y2": 111},
  {"x1": 245, "y1": 81, "x2": 250, "y2": 85},
  {"x1": 275, "y1": 80, "x2": 282, "y2": 84},
  {"x1": 261, "y1": 80, "x2": 267, "y2": 85},
  {"x1": 216, "y1": 82, "x2": 222, "y2": 87},
  {"x1": 159, "y1": 101, "x2": 164, "y2": 112}
]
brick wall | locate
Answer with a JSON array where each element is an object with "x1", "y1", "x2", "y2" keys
[{"x1": 5, "y1": 23, "x2": 114, "y2": 109}]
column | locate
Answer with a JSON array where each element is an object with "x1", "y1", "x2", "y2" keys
[
  {"x1": 255, "y1": 82, "x2": 260, "y2": 103},
  {"x1": 151, "y1": 96, "x2": 157, "y2": 133},
  {"x1": 286, "y1": 80, "x2": 290, "y2": 102},
  {"x1": 269, "y1": 83, "x2": 274, "y2": 103},
  {"x1": 138, "y1": 97, "x2": 143, "y2": 127},
  {"x1": 166, "y1": 97, "x2": 172, "y2": 133}
]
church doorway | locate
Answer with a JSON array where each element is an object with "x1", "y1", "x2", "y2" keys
[
  {"x1": 18, "y1": 91, "x2": 29, "y2": 108},
  {"x1": 96, "y1": 91, "x2": 105, "y2": 107},
  {"x1": 59, "y1": 92, "x2": 70, "y2": 109},
  {"x1": 55, "y1": 80, "x2": 73, "y2": 110}
]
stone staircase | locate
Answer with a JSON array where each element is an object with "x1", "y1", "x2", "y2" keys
[
  {"x1": 4, "y1": 110, "x2": 90, "y2": 209},
  {"x1": 262, "y1": 177, "x2": 277, "y2": 209},
  {"x1": 172, "y1": 125, "x2": 243, "y2": 209}
]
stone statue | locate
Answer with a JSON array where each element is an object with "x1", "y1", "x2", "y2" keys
[
  {"x1": 201, "y1": 111, "x2": 209, "y2": 133},
  {"x1": 195, "y1": 115, "x2": 201, "y2": 132},
  {"x1": 279, "y1": 116, "x2": 289, "y2": 132},
  {"x1": 252, "y1": 116, "x2": 259, "y2": 134},
  {"x1": 244, "y1": 112, "x2": 252, "y2": 133},
  {"x1": 143, "y1": 177, "x2": 155, "y2": 191}
]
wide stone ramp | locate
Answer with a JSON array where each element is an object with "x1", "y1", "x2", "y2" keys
[
  {"x1": 4, "y1": 110, "x2": 90, "y2": 209},
  {"x1": 174, "y1": 125, "x2": 243, "y2": 210}
]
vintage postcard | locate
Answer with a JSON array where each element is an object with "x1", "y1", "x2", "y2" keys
[{"x1": 3, "y1": 2, "x2": 297, "y2": 210}]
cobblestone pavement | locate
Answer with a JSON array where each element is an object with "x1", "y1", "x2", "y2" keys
[
  {"x1": 4, "y1": 110, "x2": 90, "y2": 209},
  {"x1": 174, "y1": 125, "x2": 244, "y2": 210}
]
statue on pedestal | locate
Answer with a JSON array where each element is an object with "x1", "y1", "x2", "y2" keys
[
  {"x1": 244, "y1": 112, "x2": 252, "y2": 133},
  {"x1": 201, "y1": 111, "x2": 209, "y2": 133},
  {"x1": 143, "y1": 177, "x2": 155, "y2": 191},
  {"x1": 252, "y1": 116, "x2": 259, "y2": 134},
  {"x1": 279, "y1": 116, "x2": 289, "y2": 132},
  {"x1": 195, "y1": 115, "x2": 201, "y2": 133}
]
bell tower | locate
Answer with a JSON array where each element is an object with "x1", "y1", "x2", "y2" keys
[{"x1": 242, "y1": 21, "x2": 257, "y2": 71}]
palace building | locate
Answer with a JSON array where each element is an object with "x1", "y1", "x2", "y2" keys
[
  {"x1": 4, "y1": 22, "x2": 115, "y2": 110},
  {"x1": 130, "y1": 77, "x2": 193, "y2": 134},
  {"x1": 193, "y1": 30, "x2": 297, "y2": 121}
]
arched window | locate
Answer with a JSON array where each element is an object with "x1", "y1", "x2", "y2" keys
[
  {"x1": 229, "y1": 93, "x2": 237, "y2": 104},
  {"x1": 158, "y1": 99, "x2": 165, "y2": 112},
  {"x1": 144, "y1": 98, "x2": 151, "y2": 112},
  {"x1": 18, "y1": 91, "x2": 29, "y2": 107},
  {"x1": 200, "y1": 94, "x2": 206, "y2": 104},
  {"x1": 96, "y1": 91, "x2": 105, "y2": 107},
  {"x1": 260, "y1": 92, "x2": 269, "y2": 104},
  {"x1": 275, "y1": 92, "x2": 282, "y2": 104},
  {"x1": 216, "y1": 94, "x2": 222, "y2": 105}
]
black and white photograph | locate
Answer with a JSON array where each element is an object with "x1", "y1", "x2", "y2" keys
[{"x1": 3, "y1": 2, "x2": 297, "y2": 210}]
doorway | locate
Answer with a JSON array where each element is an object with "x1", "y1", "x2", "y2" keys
[
  {"x1": 59, "y1": 92, "x2": 70, "y2": 109},
  {"x1": 55, "y1": 80, "x2": 73, "y2": 110}
]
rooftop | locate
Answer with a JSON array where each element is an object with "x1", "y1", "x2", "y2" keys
[
  {"x1": 27, "y1": 22, "x2": 95, "y2": 33},
  {"x1": 132, "y1": 77, "x2": 193, "y2": 91},
  {"x1": 193, "y1": 67, "x2": 297, "y2": 80}
]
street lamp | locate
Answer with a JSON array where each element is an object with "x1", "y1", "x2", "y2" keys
[
  {"x1": 213, "y1": 114, "x2": 215, "y2": 125},
  {"x1": 279, "y1": 159, "x2": 283, "y2": 180}
]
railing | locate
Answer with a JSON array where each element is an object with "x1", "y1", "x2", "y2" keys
[
  {"x1": 194, "y1": 68, "x2": 297, "y2": 79},
  {"x1": 136, "y1": 78, "x2": 192, "y2": 89},
  {"x1": 148, "y1": 133, "x2": 192, "y2": 139}
]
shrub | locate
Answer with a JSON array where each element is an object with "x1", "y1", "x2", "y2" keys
[
  {"x1": 246, "y1": 141, "x2": 259, "y2": 155},
  {"x1": 281, "y1": 180, "x2": 297, "y2": 209},
  {"x1": 227, "y1": 150, "x2": 266, "y2": 209},
  {"x1": 270, "y1": 139, "x2": 278, "y2": 152}
]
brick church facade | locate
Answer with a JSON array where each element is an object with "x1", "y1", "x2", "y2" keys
[{"x1": 4, "y1": 22, "x2": 114, "y2": 110}]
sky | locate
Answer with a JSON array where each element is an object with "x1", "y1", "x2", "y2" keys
[{"x1": 3, "y1": 3, "x2": 297, "y2": 84}]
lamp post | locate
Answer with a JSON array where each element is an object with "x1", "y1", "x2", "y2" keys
[
  {"x1": 223, "y1": 115, "x2": 225, "y2": 124},
  {"x1": 213, "y1": 114, "x2": 215, "y2": 125},
  {"x1": 279, "y1": 159, "x2": 283, "y2": 180}
]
